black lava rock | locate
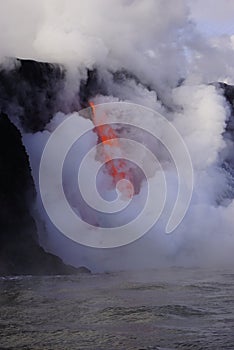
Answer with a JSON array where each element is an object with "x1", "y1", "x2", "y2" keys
[{"x1": 0, "y1": 113, "x2": 89, "y2": 275}]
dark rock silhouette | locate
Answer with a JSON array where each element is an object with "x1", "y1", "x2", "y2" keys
[
  {"x1": 0, "y1": 59, "x2": 107, "y2": 133},
  {"x1": 214, "y1": 82, "x2": 234, "y2": 138},
  {"x1": 0, "y1": 113, "x2": 89, "y2": 275}
]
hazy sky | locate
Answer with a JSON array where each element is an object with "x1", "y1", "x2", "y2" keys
[{"x1": 189, "y1": 0, "x2": 234, "y2": 36}]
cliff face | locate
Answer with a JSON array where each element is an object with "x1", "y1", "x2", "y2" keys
[
  {"x1": 0, "y1": 59, "x2": 104, "y2": 133},
  {"x1": 215, "y1": 83, "x2": 234, "y2": 198},
  {"x1": 0, "y1": 58, "x2": 98, "y2": 275},
  {"x1": 0, "y1": 59, "x2": 65, "y2": 132},
  {"x1": 216, "y1": 82, "x2": 234, "y2": 138},
  {"x1": 0, "y1": 113, "x2": 83, "y2": 275}
]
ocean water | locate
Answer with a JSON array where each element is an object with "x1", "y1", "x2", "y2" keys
[{"x1": 0, "y1": 268, "x2": 234, "y2": 349}]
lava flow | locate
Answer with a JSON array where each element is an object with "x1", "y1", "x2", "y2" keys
[{"x1": 89, "y1": 101, "x2": 134, "y2": 199}]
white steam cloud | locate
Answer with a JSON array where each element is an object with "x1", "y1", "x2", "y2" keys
[{"x1": 1, "y1": 0, "x2": 234, "y2": 270}]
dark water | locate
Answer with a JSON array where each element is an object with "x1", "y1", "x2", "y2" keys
[{"x1": 0, "y1": 268, "x2": 234, "y2": 349}]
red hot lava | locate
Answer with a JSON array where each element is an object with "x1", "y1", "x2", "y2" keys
[{"x1": 89, "y1": 101, "x2": 134, "y2": 199}]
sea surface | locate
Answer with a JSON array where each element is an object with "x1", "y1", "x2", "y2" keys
[{"x1": 0, "y1": 268, "x2": 234, "y2": 349}]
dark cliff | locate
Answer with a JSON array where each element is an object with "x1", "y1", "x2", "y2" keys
[
  {"x1": 0, "y1": 113, "x2": 84, "y2": 275},
  {"x1": 0, "y1": 58, "x2": 99, "y2": 275}
]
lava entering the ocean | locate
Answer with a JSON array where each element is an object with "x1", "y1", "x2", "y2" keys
[{"x1": 89, "y1": 101, "x2": 134, "y2": 199}]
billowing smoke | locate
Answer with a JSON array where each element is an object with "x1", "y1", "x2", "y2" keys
[{"x1": 1, "y1": 0, "x2": 234, "y2": 271}]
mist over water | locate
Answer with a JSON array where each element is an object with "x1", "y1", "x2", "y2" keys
[{"x1": 1, "y1": 0, "x2": 234, "y2": 271}]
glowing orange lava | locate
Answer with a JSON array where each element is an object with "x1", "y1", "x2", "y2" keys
[{"x1": 89, "y1": 101, "x2": 134, "y2": 199}]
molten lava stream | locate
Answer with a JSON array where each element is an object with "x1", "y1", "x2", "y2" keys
[{"x1": 89, "y1": 101, "x2": 134, "y2": 199}]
